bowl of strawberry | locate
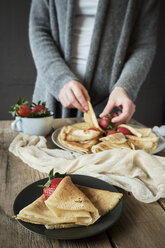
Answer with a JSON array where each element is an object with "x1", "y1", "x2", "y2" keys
[{"x1": 9, "y1": 98, "x2": 54, "y2": 136}]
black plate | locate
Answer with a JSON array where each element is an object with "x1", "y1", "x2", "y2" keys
[{"x1": 13, "y1": 174, "x2": 123, "y2": 240}]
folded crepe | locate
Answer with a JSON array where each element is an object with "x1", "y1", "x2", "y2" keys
[
  {"x1": 84, "y1": 101, "x2": 103, "y2": 132},
  {"x1": 118, "y1": 124, "x2": 159, "y2": 152},
  {"x1": 45, "y1": 176, "x2": 100, "y2": 225},
  {"x1": 126, "y1": 132, "x2": 159, "y2": 152},
  {"x1": 16, "y1": 176, "x2": 122, "y2": 229},
  {"x1": 91, "y1": 133, "x2": 132, "y2": 153},
  {"x1": 58, "y1": 126, "x2": 100, "y2": 154},
  {"x1": 60, "y1": 125, "x2": 102, "y2": 142},
  {"x1": 77, "y1": 185, "x2": 123, "y2": 216},
  {"x1": 118, "y1": 124, "x2": 152, "y2": 137}
]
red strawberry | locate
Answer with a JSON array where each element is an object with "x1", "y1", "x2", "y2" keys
[
  {"x1": 9, "y1": 98, "x2": 29, "y2": 117},
  {"x1": 106, "y1": 130, "x2": 118, "y2": 136},
  {"x1": 117, "y1": 127, "x2": 132, "y2": 135},
  {"x1": 39, "y1": 169, "x2": 66, "y2": 199},
  {"x1": 43, "y1": 178, "x2": 63, "y2": 199},
  {"x1": 17, "y1": 104, "x2": 31, "y2": 117},
  {"x1": 99, "y1": 114, "x2": 113, "y2": 130},
  {"x1": 31, "y1": 105, "x2": 47, "y2": 114},
  {"x1": 31, "y1": 101, "x2": 50, "y2": 117}
]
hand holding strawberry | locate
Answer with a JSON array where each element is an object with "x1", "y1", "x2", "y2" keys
[{"x1": 99, "y1": 114, "x2": 114, "y2": 130}]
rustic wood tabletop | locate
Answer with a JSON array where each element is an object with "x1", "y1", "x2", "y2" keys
[{"x1": 0, "y1": 118, "x2": 165, "y2": 248}]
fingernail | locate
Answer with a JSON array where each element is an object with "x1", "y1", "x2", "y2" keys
[
  {"x1": 99, "y1": 113, "x2": 104, "y2": 118},
  {"x1": 111, "y1": 118, "x2": 116, "y2": 123}
]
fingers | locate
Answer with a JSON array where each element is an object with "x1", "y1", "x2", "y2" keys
[
  {"x1": 58, "y1": 80, "x2": 90, "y2": 112},
  {"x1": 111, "y1": 101, "x2": 136, "y2": 125},
  {"x1": 82, "y1": 87, "x2": 90, "y2": 102},
  {"x1": 99, "y1": 87, "x2": 136, "y2": 125},
  {"x1": 71, "y1": 83, "x2": 89, "y2": 111},
  {"x1": 99, "y1": 100, "x2": 115, "y2": 118}
]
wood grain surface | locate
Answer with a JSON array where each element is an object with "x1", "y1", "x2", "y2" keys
[{"x1": 0, "y1": 119, "x2": 165, "y2": 248}]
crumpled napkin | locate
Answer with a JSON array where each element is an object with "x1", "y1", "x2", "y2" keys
[
  {"x1": 9, "y1": 133, "x2": 165, "y2": 203},
  {"x1": 153, "y1": 125, "x2": 165, "y2": 138}
]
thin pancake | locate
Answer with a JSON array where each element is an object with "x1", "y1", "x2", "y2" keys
[
  {"x1": 91, "y1": 141, "x2": 130, "y2": 153},
  {"x1": 78, "y1": 185, "x2": 123, "y2": 216},
  {"x1": 16, "y1": 195, "x2": 78, "y2": 225},
  {"x1": 84, "y1": 101, "x2": 103, "y2": 131},
  {"x1": 118, "y1": 124, "x2": 152, "y2": 137},
  {"x1": 58, "y1": 126, "x2": 100, "y2": 154},
  {"x1": 45, "y1": 176, "x2": 100, "y2": 225},
  {"x1": 91, "y1": 133, "x2": 131, "y2": 153},
  {"x1": 126, "y1": 132, "x2": 159, "y2": 152},
  {"x1": 61, "y1": 125, "x2": 102, "y2": 142}
]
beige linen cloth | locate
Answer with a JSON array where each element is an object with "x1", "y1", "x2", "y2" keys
[{"x1": 9, "y1": 133, "x2": 165, "y2": 203}]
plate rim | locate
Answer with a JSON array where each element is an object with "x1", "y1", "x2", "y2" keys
[
  {"x1": 51, "y1": 127, "x2": 84, "y2": 154},
  {"x1": 51, "y1": 124, "x2": 165, "y2": 155},
  {"x1": 13, "y1": 174, "x2": 123, "y2": 240}
]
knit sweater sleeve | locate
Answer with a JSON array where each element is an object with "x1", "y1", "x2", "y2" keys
[
  {"x1": 29, "y1": 0, "x2": 79, "y2": 100},
  {"x1": 114, "y1": 0, "x2": 160, "y2": 101}
]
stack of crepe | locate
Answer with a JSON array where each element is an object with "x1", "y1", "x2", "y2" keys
[
  {"x1": 92, "y1": 124, "x2": 159, "y2": 153},
  {"x1": 16, "y1": 176, "x2": 123, "y2": 229},
  {"x1": 58, "y1": 101, "x2": 159, "y2": 154}
]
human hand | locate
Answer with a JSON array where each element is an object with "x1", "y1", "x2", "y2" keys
[
  {"x1": 58, "y1": 80, "x2": 90, "y2": 112},
  {"x1": 99, "y1": 87, "x2": 136, "y2": 125}
]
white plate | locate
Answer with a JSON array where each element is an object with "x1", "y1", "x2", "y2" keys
[
  {"x1": 51, "y1": 125, "x2": 165, "y2": 155},
  {"x1": 51, "y1": 127, "x2": 84, "y2": 154}
]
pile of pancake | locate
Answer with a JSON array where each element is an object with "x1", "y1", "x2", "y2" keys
[
  {"x1": 16, "y1": 176, "x2": 123, "y2": 229},
  {"x1": 58, "y1": 101, "x2": 159, "y2": 154}
]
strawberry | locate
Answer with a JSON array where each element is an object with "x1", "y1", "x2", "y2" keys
[
  {"x1": 106, "y1": 130, "x2": 118, "y2": 136},
  {"x1": 31, "y1": 105, "x2": 46, "y2": 113},
  {"x1": 9, "y1": 98, "x2": 30, "y2": 117},
  {"x1": 17, "y1": 104, "x2": 31, "y2": 117},
  {"x1": 43, "y1": 178, "x2": 63, "y2": 199},
  {"x1": 117, "y1": 127, "x2": 132, "y2": 135},
  {"x1": 31, "y1": 101, "x2": 50, "y2": 117},
  {"x1": 38, "y1": 169, "x2": 66, "y2": 199},
  {"x1": 99, "y1": 114, "x2": 113, "y2": 130}
]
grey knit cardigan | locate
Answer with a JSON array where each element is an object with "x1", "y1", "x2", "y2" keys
[{"x1": 29, "y1": 0, "x2": 159, "y2": 118}]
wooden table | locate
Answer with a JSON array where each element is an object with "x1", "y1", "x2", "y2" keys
[{"x1": 1, "y1": 118, "x2": 165, "y2": 248}]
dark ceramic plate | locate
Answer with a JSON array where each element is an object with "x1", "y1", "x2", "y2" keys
[{"x1": 13, "y1": 174, "x2": 123, "y2": 240}]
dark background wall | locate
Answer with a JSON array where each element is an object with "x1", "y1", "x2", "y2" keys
[{"x1": 0, "y1": 0, "x2": 165, "y2": 127}]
